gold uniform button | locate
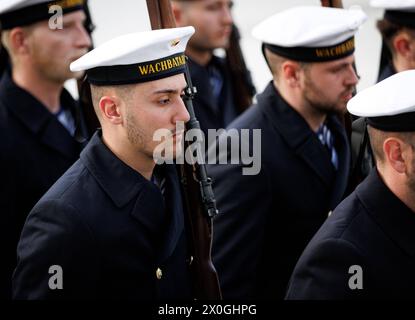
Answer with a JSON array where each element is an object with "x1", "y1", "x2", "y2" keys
[{"x1": 156, "y1": 268, "x2": 163, "y2": 280}]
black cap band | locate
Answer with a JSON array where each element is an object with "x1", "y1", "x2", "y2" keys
[
  {"x1": 86, "y1": 53, "x2": 187, "y2": 86},
  {"x1": 264, "y1": 36, "x2": 355, "y2": 62},
  {"x1": 367, "y1": 111, "x2": 415, "y2": 132},
  {"x1": 0, "y1": 0, "x2": 85, "y2": 30},
  {"x1": 384, "y1": 10, "x2": 415, "y2": 29}
]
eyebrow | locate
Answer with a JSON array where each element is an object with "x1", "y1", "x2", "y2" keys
[
  {"x1": 153, "y1": 86, "x2": 187, "y2": 95},
  {"x1": 328, "y1": 61, "x2": 353, "y2": 70}
]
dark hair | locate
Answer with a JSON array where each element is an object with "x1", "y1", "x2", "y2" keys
[{"x1": 377, "y1": 18, "x2": 404, "y2": 53}]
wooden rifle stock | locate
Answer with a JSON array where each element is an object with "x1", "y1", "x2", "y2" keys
[
  {"x1": 77, "y1": 0, "x2": 100, "y2": 137},
  {"x1": 225, "y1": 24, "x2": 256, "y2": 112},
  {"x1": 320, "y1": 0, "x2": 354, "y2": 139},
  {"x1": 0, "y1": 27, "x2": 8, "y2": 75},
  {"x1": 145, "y1": 0, "x2": 222, "y2": 300},
  {"x1": 320, "y1": 0, "x2": 343, "y2": 8}
]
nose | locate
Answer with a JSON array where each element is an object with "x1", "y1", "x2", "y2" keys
[
  {"x1": 345, "y1": 64, "x2": 359, "y2": 86},
  {"x1": 174, "y1": 99, "x2": 191, "y2": 124},
  {"x1": 75, "y1": 22, "x2": 92, "y2": 49},
  {"x1": 221, "y1": 6, "x2": 233, "y2": 25}
]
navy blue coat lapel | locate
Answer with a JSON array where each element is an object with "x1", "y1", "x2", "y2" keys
[
  {"x1": 327, "y1": 115, "x2": 351, "y2": 208},
  {"x1": 259, "y1": 83, "x2": 335, "y2": 188},
  {"x1": 80, "y1": 132, "x2": 165, "y2": 233},
  {"x1": 1, "y1": 73, "x2": 82, "y2": 159},
  {"x1": 156, "y1": 164, "x2": 185, "y2": 263}
]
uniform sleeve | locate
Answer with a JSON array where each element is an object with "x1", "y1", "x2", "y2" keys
[
  {"x1": 12, "y1": 200, "x2": 100, "y2": 300},
  {"x1": 285, "y1": 238, "x2": 367, "y2": 300},
  {"x1": 208, "y1": 160, "x2": 272, "y2": 299}
]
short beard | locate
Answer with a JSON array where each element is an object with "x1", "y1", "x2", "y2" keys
[
  {"x1": 126, "y1": 110, "x2": 149, "y2": 157},
  {"x1": 302, "y1": 72, "x2": 350, "y2": 116}
]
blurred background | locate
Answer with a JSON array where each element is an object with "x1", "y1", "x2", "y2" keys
[{"x1": 68, "y1": 0, "x2": 383, "y2": 96}]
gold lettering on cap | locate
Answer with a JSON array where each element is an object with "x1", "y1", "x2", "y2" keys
[
  {"x1": 315, "y1": 38, "x2": 355, "y2": 58},
  {"x1": 48, "y1": 0, "x2": 84, "y2": 10},
  {"x1": 137, "y1": 55, "x2": 186, "y2": 76},
  {"x1": 138, "y1": 65, "x2": 149, "y2": 75}
]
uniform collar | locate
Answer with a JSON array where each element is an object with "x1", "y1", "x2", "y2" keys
[
  {"x1": 258, "y1": 82, "x2": 349, "y2": 189},
  {"x1": 356, "y1": 169, "x2": 415, "y2": 256},
  {"x1": 81, "y1": 131, "x2": 186, "y2": 262},
  {"x1": 377, "y1": 63, "x2": 396, "y2": 82},
  {"x1": 80, "y1": 130, "x2": 151, "y2": 208},
  {"x1": 0, "y1": 71, "x2": 82, "y2": 158}
]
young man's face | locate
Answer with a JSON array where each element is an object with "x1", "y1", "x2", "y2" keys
[
  {"x1": 124, "y1": 73, "x2": 190, "y2": 162},
  {"x1": 26, "y1": 10, "x2": 91, "y2": 83},
  {"x1": 300, "y1": 54, "x2": 359, "y2": 115},
  {"x1": 176, "y1": 0, "x2": 233, "y2": 51}
]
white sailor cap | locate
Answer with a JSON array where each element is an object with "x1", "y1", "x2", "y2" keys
[
  {"x1": 371, "y1": 0, "x2": 415, "y2": 29},
  {"x1": 0, "y1": 0, "x2": 85, "y2": 30},
  {"x1": 347, "y1": 70, "x2": 415, "y2": 132},
  {"x1": 70, "y1": 26, "x2": 195, "y2": 86},
  {"x1": 252, "y1": 6, "x2": 367, "y2": 62}
]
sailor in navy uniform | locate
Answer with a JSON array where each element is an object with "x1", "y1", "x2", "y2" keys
[
  {"x1": 0, "y1": 0, "x2": 91, "y2": 299},
  {"x1": 13, "y1": 27, "x2": 195, "y2": 299},
  {"x1": 209, "y1": 6, "x2": 367, "y2": 299},
  {"x1": 287, "y1": 70, "x2": 415, "y2": 299}
]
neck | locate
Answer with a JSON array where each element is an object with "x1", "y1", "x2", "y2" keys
[
  {"x1": 393, "y1": 55, "x2": 414, "y2": 74},
  {"x1": 102, "y1": 129, "x2": 156, "y2": 180},
  {"x1": 186, "y1": 47, "x2": 213, "y2": 66},
  {"x1": 273, "y1": 80, "x2": 327, "y2": 132},
  {"x1": 12, "y1": 67, "x2": 63, "y2": 114},
  {"x1": 378, "y1": 167, "x2": 415, "y2": 213}
]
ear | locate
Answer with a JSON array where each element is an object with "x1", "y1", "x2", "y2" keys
[
  {"x1": 9, "y1": 27, "x2": 30, "y2": 55},
  {"x1": 171, "y1": 2, "x2": 184, "y2": 26},
  {"x1": 281, "y1": 61, "x2": 302, "y2": 88},
  {"x1": 393, "y1": 32, "x2": 412, "y2": 58},
  {"x1": 98, "y1": 95, "x2": 124, "y2": 125},
  {"x1": 383, "y1": 138, "x2": 408, "y2": 174}
]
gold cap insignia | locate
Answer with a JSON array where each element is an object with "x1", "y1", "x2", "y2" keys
[{"x1": 170, "y1": 39, "x2": 180, "y2": 47}]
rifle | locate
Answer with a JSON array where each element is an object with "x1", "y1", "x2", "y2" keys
[
  {"x1": 320, "y1": 0, "x2": 343, "y2": 8},
  {"x1": 320, "y1": 0, "x2": 354, "y2": 139},
  {"x1": 145, "y1": 0, "x2": 222, "y2": 300},
  {"x1": 226, "y1": 24, "x2": 256, "y2": 112},
  {"x1": 378, "y1": 41, "x2": 391, "y2": 79},
  {"x1": 0, "y1": 26, "x2": 10, "y2": 75},
  {"x1": 77, "y1": 0, "x2": 100, "y2": 138}
]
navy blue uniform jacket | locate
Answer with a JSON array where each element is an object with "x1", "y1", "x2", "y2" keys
[
  {"x1": 12, "y1": 132, "x2": 192, "y2": 299},
  {"x1": 209, "y1": 82, "x2": 351, "y2": 299},
  {"x1": 286, "y1": 169, "x2": 415, "y2": 299},
  {"x1": 0, "y1": 71, "x2": 87, "y2": 298}
]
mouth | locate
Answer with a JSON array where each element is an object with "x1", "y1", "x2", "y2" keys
[
  {"x1": 71, "y1": 51, "x2": 88, "y2": 62},
  {"x1": 218, "y1": 27, "x2": 232, "y2": 38},
  {"x1": 342, "y1": 91, "x2": 354, "y2": 101},
  {"x1": 171, "y1": 130, "x2": 185, "y2": 141}
]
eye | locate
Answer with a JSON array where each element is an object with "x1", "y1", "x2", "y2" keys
[
  {"x1": 206, "y1": 2, "x2": 222, "y2": 11},
  {"x1": 158, "y1": 98, "x2": 170, "y2": 105}
]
